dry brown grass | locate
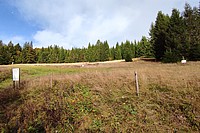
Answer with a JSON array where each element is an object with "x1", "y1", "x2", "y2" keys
[{"x1": 0, "y1": 60, "x2": 200, "y2": 132}]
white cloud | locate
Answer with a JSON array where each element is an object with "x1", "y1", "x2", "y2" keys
[
  {"x1": 33, "y1": 30, "x2": 72, "y2": 48},
  {"x1": 12, "y1": 0, "x2": 198, "y2": 48}
]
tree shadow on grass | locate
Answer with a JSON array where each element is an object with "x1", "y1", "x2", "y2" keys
[
  {"x1": 140, "y1": 58, "x2": 157, "y2": 62},
  {"x1": 0, "y1": 82, "x2": 27, "y2": 129}
]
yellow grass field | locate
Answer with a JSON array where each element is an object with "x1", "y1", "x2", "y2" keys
[{"x1": 0, "y1": 60, "x2": 200, "y2": 132}]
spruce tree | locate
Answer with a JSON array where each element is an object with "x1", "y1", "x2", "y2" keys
[
  {"x1": 95, "y1": 40, "x2": 101, "y2": 61},
  {"x1": 137, "y1": 36, "x2": 153, "y2": 58},
  {"x1": 14, "y1": 43, "x2": 22, "y2": 63},
  {"x1": 22, "y1": 42, "x2": 36, "y2": 63},
  {"x1": 183, "y1": 3, "x2": 200, "y2": 60},
  {"x1": 103, "y1": 41, "x2": 110, "y2": 61},
  {"x1": 120, "y1": 42, "x2": 125, "y2": 59},
  {"x1": 86, "y1": 43, "x2": 93, "y2": 62},
  {"x1": 124, "y1": 40, "x2": 132, "y2": 62},
  {"x1": 164, "y1": 9, "x2": 183, "y2": 62},
  {"x1": 99, "y1": 40, "x2": 105, "y2": 61},
  {"x1": 65, "y1": 50, "x2": 71, "y2": 63},
  {"x1": 0, "y1": 41, "x2": 8, "y2": 65},
  {"x1": 115, "y1": 42, "x2": 122, "y2": 60},
  {"x1": 0, "y1": 41, "x2": 3, "y2": 65},
  {"x1": 59, "y1": 47, "x2": 66, "y2": 63},
  {"x1": 151, "y1": 11, "x2": 170, "y2": 61},
  {"x1": 110, "y1": 46, "x2": 115, "y2": 60},
  {"x1": 7, "y1": 41, "x2": 15, "y2": 64},
  {"x1": 37, "y1": 48, "x2": 43, "y2": 63},
  {"x1": 130, "y1": 42, "x2": 134, "y2": 58}
]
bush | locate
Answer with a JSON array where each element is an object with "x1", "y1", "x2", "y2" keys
[
  {"x1": 162, "y1": 49, "x2": 180, "y2": 63},
  {"x1": 125, "y1": 53, "x2": 132, "y2": 62}
]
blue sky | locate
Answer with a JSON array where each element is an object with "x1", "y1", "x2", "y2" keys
[
  {"x1": 0, "y1": 0, "x2": 39, "y2": 44},
  {"x1": 0, "y1": 0, "x2": 198, "y2": 49}
]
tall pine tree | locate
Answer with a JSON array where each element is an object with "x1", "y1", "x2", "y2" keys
[
  {"x1": 115, "y1": 42, "x2": 122, "y2": 60},
  {"x1": 164, "y1": 9, "x2": 184, "y2": 62},
  {"x1": 124, "y1": 40, "x2": 132, "y2": 62},
  {"x1": 150, "y1": 11, "x2": 170, "y2": 61}
]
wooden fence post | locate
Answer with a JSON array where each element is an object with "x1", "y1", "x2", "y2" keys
[
  {"x1": 135, "y1": 71, "x2": 139, "y2": 96},
  {"x1": 50, "y1": 72, "x2": 53, "y2": 88},
  {"x1": 13, "y1": 81, "x2": 16, "y2": 89}
]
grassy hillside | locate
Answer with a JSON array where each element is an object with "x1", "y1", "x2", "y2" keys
[{"x1": 0, "y1": 61, "x2": 200, "y2": 132}]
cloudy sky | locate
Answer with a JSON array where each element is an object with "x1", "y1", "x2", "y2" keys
[{"x1": 0, "y1": 0, "x2": 198, "y2": 48}]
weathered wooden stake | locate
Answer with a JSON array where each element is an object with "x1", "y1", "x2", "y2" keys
[
  {"x1": 135, "y1": 71, "x2": 139, "y2": 96},
  {"x1": 15, "y1": 81, "x2": 17, "y2": 89},
  {"x1": 50, "y1": 72, "x2": 53, "y2": 88},
  {"x1": 13, "y1": 81, "x2": 16, "y2": 89},
  {"x1": 13, "y1": 81, "x2": 20, "y2": 89},
  {"x1": 18, "y1": 69, "x2": 20, "y2": 88}
]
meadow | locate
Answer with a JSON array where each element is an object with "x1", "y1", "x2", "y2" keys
[{"x1": 0, "y1": 60, "x2": 200, "y2": 132}]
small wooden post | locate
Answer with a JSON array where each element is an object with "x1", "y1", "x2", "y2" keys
[
  {"x1": 13, "y1": 81, "x2": 16, "y2": 89},
  {"x1": 50, "y1": 72, "x2": 53, "y2": 88},
  {"x1": 135, "y1": 71, "x2": 139, "y2": 96},
  {"x1": 18, "y1": 68, "x2": 20, "y2": 88}
]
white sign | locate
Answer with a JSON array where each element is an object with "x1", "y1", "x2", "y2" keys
[{"x1": 12, "y1": 68, "x2": 20, "y2": 81}]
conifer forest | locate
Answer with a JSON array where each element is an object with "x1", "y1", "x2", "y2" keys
[{"x1": 0, "y1": 3, "x2": 199, "y2": 64}]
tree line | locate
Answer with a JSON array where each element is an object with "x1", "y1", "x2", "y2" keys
[
  {"x1": 0, "y1": 37, "x2": 153, "y2": 64},
  {"x1": 0, "y1": 3, "x2": 199, "y2": 65},
  {"x1": 150, "y1": 3, "x2": 200, "y2": 62}
]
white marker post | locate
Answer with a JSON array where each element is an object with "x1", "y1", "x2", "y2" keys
[{"x1": 12, "y1": 68, "x2": 20, "y2": 89}]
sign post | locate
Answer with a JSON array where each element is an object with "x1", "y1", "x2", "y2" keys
[{"x1": 12, "y1": 68, "x2": 20, "y2": 89}]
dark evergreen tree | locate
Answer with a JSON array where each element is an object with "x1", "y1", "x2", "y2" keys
[
  {"x1": 80, "y1": 48, "x2": 87, "y2": 62},
  {"x1": 181, "y1": 3, "x2": 200, "y2": 61},
  {"x1": 150, "y1": 3, "x2": 200, "y2": 62},
  {"x1": 69, "y1": 48, "x2": 76, "y2": 63},
  {"x1": 150, "y1": 11, "x2": 170, "y2": 61},
  {"x1": 134, "y1": 41, "x2": 139, "y2": 58},
  {"x1": 143, "y1": 37, "x2": 154, "y2": 58},
  {"x1": 131, "y1": 42, "x2": 135, "y2": 58},
  {"x1": 95, "y1": 40, "x2": 101, "y2": 61},
  {"x1": 99, "y1": 41, "x2": 109, "y2": 61},
  {"x1": 115, "y1": 42, "x2": 122, "y2": 60},
  {"x1": 37, "y1": 47, "x2": 49, "y2": 63},
  {"x1": 53, "y1": 45, "x2": 60, "y2": 63},
  {"x1": 149, "y1": 22, "x2": 155, "y2": 48},
  {"x1": 0, "y1": 41, "x2": 9, "y2": 65},
  {"x1": 120, "y1": 42, "x2": 125, "y2": 59},
  {"x1": 22, "y1": 43, "x2": 29, "y2": 63},
  {"x1": 163, "y1": 49, "x2": 180, "y2": 63},
  {"x1": 109, "y1": 46, "x2": 115, "y2": 60},
  {"x1": 137, "y1": 37, "x2": 145, "y2": 57},
  {"x1": 3, "y1": 45, "x2": 10, "y2": 64},
  {"x1": 7, "y1": 41, "x2": 15, "y2": 64},
  {"x1": 86, "y1": 43, "x2": 93, "y2": 62},
  {"x1": 164, "y1": 9, "x2": 184, "y2": 62},
  {"x1": 65, "y1": 50, "x2": 71, "y2": 63},
  {"x1": 74, "y1": 48, "x2": 85, "y2": 62},
  {"x1": 183, "y1": 3, "x2": 193, "y2": 59},
  {"x1": 46, "y1": 45, "x2": 60, "y2": 63},
  {"x1": 22, "y1": 42, "x2": 36, "y2": 63},
  {"x1": 59, "y1": 47, "x2": 66, "y2": 63},
  {"x1": 124, "y1": 40, "x2": 132, "y2": 62},
  {"x1": 14, "y1": 43, "x2": 22, "y2": 63},
  {"x1": 137, "y1": 36, "x2": 153, "y2": 58},
  {"x1": 0, "y1": 41, "x2": 3, "y2": 64}
]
